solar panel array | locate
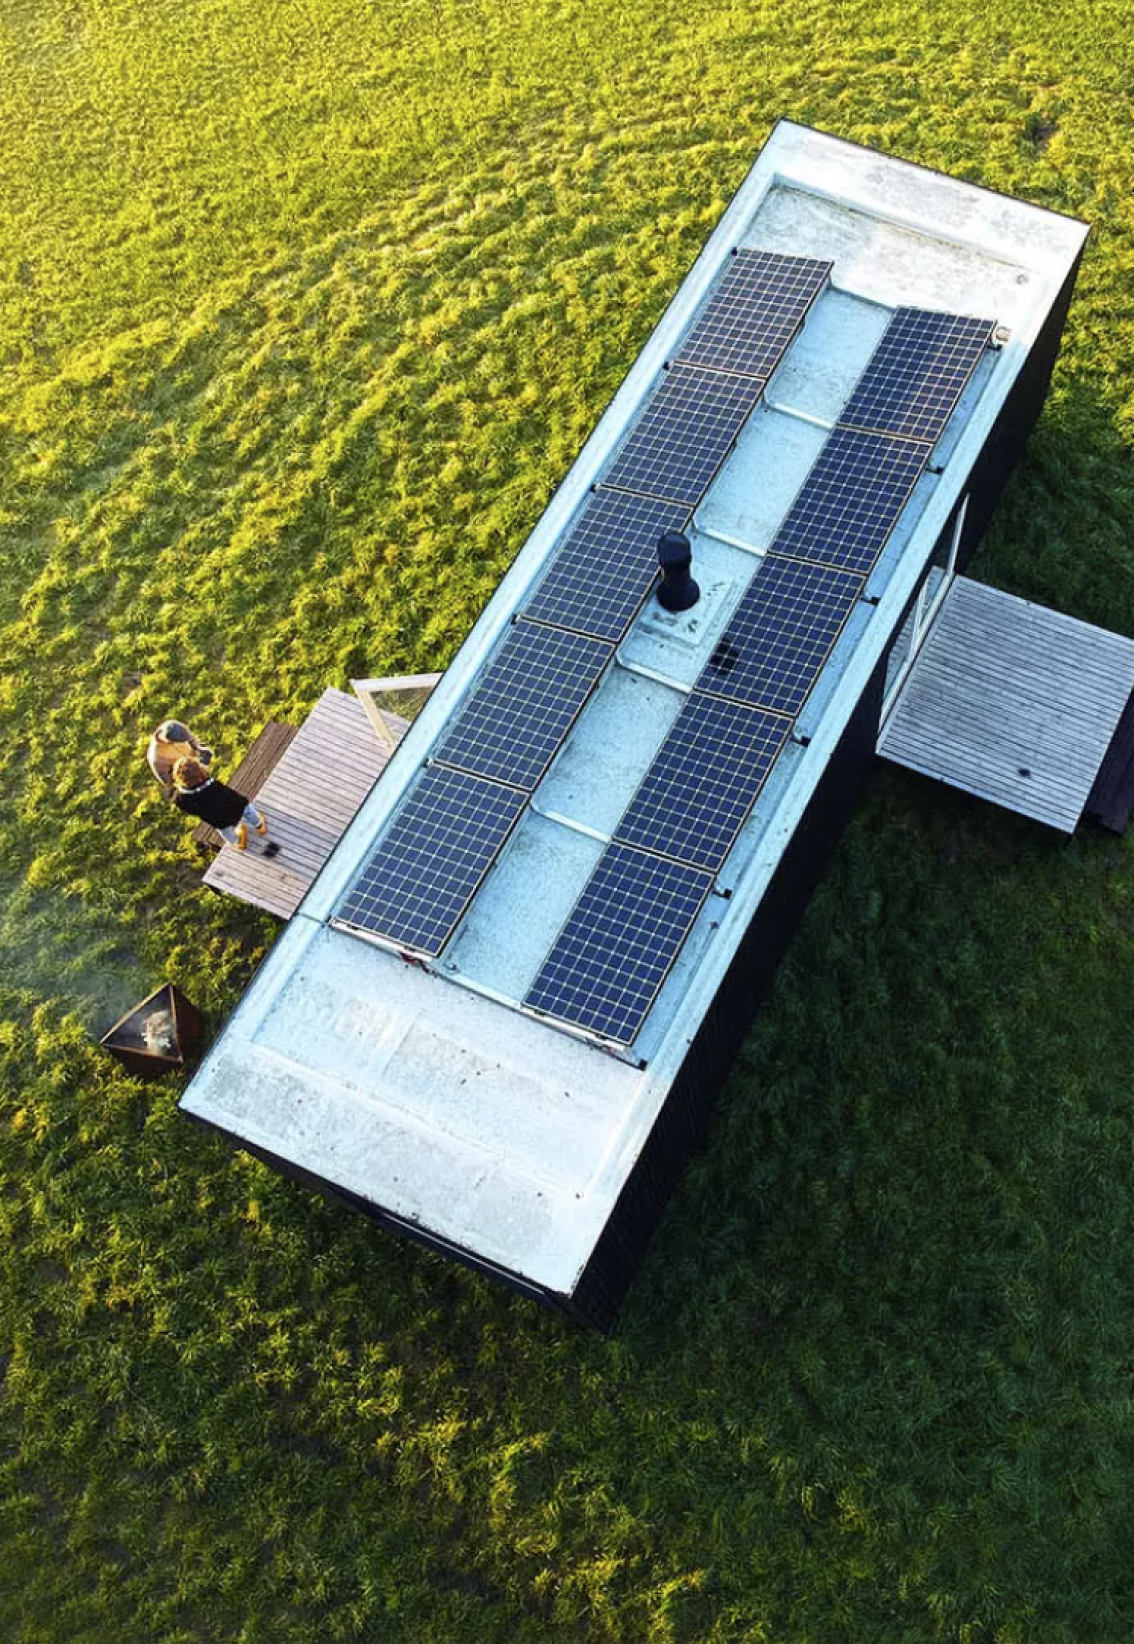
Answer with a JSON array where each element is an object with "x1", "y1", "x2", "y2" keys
[
  {"x1": 433, "y1": 619, "x2": 612, "y2": 790},
  {"x1": 697, "y1": 556, "x2": 865, "y2": 714},
  {"x1": 676, "y1": 249, "x2": 832, "y2": 380},
  {"x1": 524, "y1": 300, "x2": 993, "y2": 1046},
  {"x1": 524, "y1": 844, "x2": 714, "y2": 1046},
  {"x1": 839, "y1": 309, "x2": 995, "y2": 443},
  {"x1": 770, "y1": 429, "x2": 929, "y2": 575},
  {"x1": 763, "y1": 305, "x2": 994, "y2": 580},
  {"x1": 337, "y1": 766, "x2": 526, "y2": 956},
  {"x1": 336, "y1": 263, "x2": 994, "y2": 1048},
  {"x1": 614, "y1": 696, "x2": 792, "y2": 871},
  {"x1": 335, "y1": 250, "x2": 827, "y2": 965},
  {"x1": 602, "y1": 366, "x2": 763, "y2": 507},
  {"x1": 523, "y1": 491, "x2": 689, "y2": 642}
]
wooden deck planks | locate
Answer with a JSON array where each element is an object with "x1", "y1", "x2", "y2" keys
[
  {"x1": 879, "y1": 577, "x2": 1134, "y2": 832},
  {"x1": 203, "y1": 688, "x2": 398, "y2": 918}
]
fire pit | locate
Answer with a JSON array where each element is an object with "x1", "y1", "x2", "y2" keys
[{"x1": 100, "y1": 984, "x2": 203, "y2": 1079}]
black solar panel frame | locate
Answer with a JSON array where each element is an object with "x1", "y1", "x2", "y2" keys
[
  {"x1": 522, "y1": 490, "x2": 691, "y2": 642},
  {"x1": 769, "y1": 427, "x2": 930, "y2": 577},
  {"x1": 676, "y1": 248, "x2": 832, "y2": 381},
  {"x1": 602, "y1": 365, "x2": 763, "y2": 508},
  {"x1": 614, "y1": 696, "x2": 793, "y2": 872},
  {"x1": 336, "y1": 765, "x2": 527, "y2": 958},
  {"x1": 524, "y1": 843, "x2": 714, "y2": 1046},
  {"x1": 839, "y1": 307, "x2": 995, "y2": 444},
  {"x1": 432, "y1": 618, "x2": 613, "y2": 792},
  {"x1": 696, "y1": 554, "x2": 865, "y2": 716}
]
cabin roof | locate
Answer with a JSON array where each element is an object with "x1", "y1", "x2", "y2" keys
[{"x1": 180, "y1": 123, "x2": 1087, "y2": 1294}]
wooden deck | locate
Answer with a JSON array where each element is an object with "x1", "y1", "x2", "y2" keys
[
  {"x1": 878, "y1": 576, "x2": 1134, "y2": 833},
  {"x1": 193, "y1": 721, "x2": 298, "y2": 849},
  {"x1": 203, "y1": 688, "x2": 399, "y2": 919}
]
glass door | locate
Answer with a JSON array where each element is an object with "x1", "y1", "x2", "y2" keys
[{"x1": 880, "y1": 496, "x2": 967, "y2": 725}]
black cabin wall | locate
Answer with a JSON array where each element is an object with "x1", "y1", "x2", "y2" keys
[{"x1": 953, "y1": 250, "x2": 1084, "y2": 572}]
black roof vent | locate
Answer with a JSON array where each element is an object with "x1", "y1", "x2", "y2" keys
[{"x1": 656, "y1": 529, "x2": 700, "y2": 613}]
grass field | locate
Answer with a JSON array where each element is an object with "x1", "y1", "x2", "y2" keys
[{"x1": 4, "y1": 0, "x2": 1134, "y2": 1638}]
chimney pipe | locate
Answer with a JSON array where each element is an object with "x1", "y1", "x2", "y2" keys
[{"x1": 656, "y1": 529, "x2": 700, "y2": 613}]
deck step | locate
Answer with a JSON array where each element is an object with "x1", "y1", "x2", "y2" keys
[{"x1": 1083, "y1": 684, "x2": 1134, "y2": 833}]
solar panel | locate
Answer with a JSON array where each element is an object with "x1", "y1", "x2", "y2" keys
[
  {"x1": 676, "y1": 249, "x2": 832, "y2": 380},
  {"x1": 602, "y1": 365, "x2": 762, "y2": 507},
  {"x1": 523, "y1": 491, "x2": 690, "y2": 642},
  {"x1": 769, "y1": 428, "x2": 929, "y2": 576},
  {"x1": 337, "y1": 765, "x2": 526, "y2": 956},
  {"x1": 696, "y1": 555, "x2": 864, "y2": 715},
  {"x1": 525, "y1": 843, "x2": 714, "y2": 1046},
  {"x1": 839, "y1": 307, "x2": 995, "y2": 443},
  {"x1": 432, "y1": 620, "x2": 612, "y2": 790},
  {"x1": 615, "y1": 696, "x2": 792, "y2": 871}
]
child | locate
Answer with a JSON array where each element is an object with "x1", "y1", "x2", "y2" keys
[{"x1": 171, "y1": 756, "x2": 279, "y2": 856}]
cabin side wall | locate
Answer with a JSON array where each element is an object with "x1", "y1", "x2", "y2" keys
[{"x1": 953, "y1": 251, "x2": 1084, "y2": 573}]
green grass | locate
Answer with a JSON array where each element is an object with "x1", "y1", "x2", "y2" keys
[{"x1": 4, "y1": 0, "x2": 1134, "y2": 1638}]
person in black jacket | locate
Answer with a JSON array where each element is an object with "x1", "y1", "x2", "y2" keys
[{"x1": 172, "y1": 757, "x2": 279, "y2": 856}]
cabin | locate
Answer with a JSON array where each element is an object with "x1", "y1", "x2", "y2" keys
[{"x1": 180, "y1": 123, "x2": 1134, "y2": 1329}]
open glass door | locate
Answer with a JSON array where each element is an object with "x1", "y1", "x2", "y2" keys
[
  {"x1": 880, "y1": 496, "x2": 968, "y2": 726},
  {"x1": 351, "y1": 673, "x2": 440, "y2": 755}
]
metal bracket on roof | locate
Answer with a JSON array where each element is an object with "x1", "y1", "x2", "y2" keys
[
  {"x1": 694, "y1": 520, "x2": 766, "y2": 558},
  {"x1": 761, "y1": 393, "x2": 836, "y2": 431},
  {"x1": 612, "y1": 647, "x2": 694, "y2": 694},
  {"x1": 528, "y1": 798, "x2": 613, "y2": 845}
]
